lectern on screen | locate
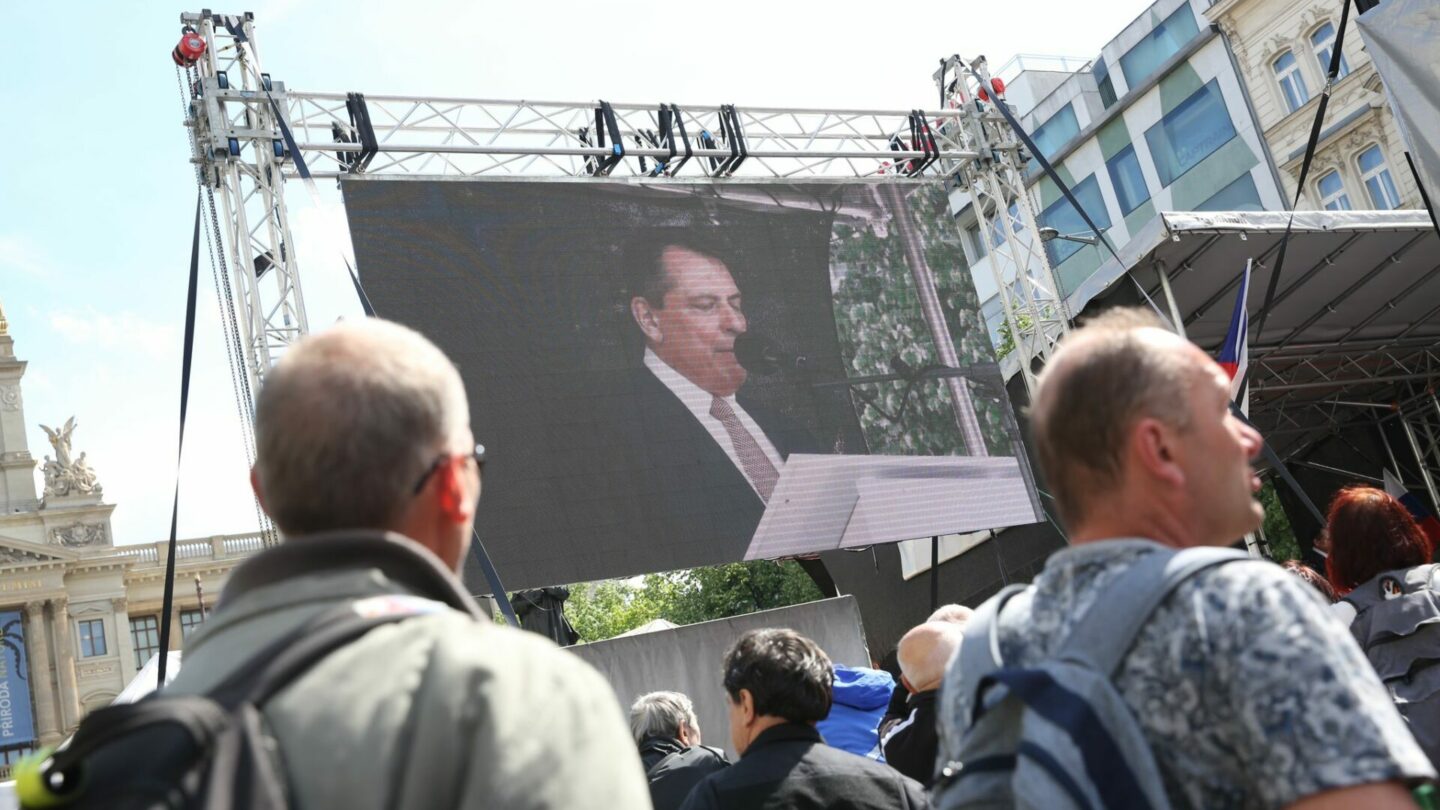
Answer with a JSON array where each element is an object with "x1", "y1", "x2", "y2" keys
[{"x1": 342, "y1": 178, "x2": 1041, "y2": 590}]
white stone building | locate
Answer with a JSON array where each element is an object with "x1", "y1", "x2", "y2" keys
[
  {"x1": 1207, "y1": 0, "x2": 1422, "y2": 211},
  {"x1": 0, "y1": 299, "x2": 261, "y2": 770}
]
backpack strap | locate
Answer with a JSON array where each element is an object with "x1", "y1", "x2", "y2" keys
[
  {"x1": 1059, "y1": 546, "x2": 1250, "y2": 675},
  {"x1": 956, "y1": 583, "x2": 1027, "y2": 723},
  {"x1": 208, "y1": 600, "x2": 440, "y2": 710}
]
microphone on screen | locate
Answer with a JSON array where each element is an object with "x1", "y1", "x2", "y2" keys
[{"x1": 734, "y1": 333, "x2": 809, "y2": 377}]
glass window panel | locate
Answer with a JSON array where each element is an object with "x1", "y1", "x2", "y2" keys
[
  {"x1": 1311, "y1": 23, "x2": 1350, "y2": 78},
  {"x1": 1196, "y1": 172, "x2": 1264, "y2": 211},
  {"x1": 78, "y1": 619, "x2": 106, "y2": 658},
  {"x1": 1038, "y1": 174, "x2": 1112, "y2": 266},
  {"x1": 1359, "y1": 145, "x2": 1401, "y2": 209},
  {"x1": 1026, "y1": 105, "x2": 1080, "y2": 173},
  {"x1": 1273, "y1": 51, "x2": 1310, "y2": 113},
  {"x1": 181, "y1": 609, "x2": 206, "y2": 641},
  {"x1": 1144, "y1": 80, "x2": 1238, "y2": 186},
  {"x1": 1106, "y1": 144, "x2": 1151, "y2": 215},
  {"x1": 1093, "y1": 58, "x2": 1119, "y2": 108},
  {"x1": 1317, "y1": 170, "x2": 1352, "y2": 210},
  {"x1": 130, "y1": 615, "x2": 160, "y2": 671},
  {"x1": 1119, "y1": 4, "x2": 1201, "y2": 87}
]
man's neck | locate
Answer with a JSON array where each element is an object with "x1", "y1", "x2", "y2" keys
[
  {"x1": 740, "y1": 715, "x2": 793, "y2": 755},
  {"x1": 1067, "y1": 498, "x2": 1197, "y2": 549}
]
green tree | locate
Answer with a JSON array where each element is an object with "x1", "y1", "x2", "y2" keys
[
  {"x1": 1260, "y1": 479, "x2": 1301, "y2": 561},
  {"x1": 561, "y1": 560, "x2": 824, "y2": 643}
]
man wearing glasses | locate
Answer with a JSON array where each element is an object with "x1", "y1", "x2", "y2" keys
[{"x1": 166, "y1": 318, "x2": 649, "y2": 810}]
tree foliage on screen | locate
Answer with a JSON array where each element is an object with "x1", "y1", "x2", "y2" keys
[{"x1": 830, "y1": 185, "x2": 1014, "y2": 457}]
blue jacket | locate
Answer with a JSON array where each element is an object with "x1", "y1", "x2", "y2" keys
[{"x1": 817, "y1": 665, "x2": 896, "y2": 760}]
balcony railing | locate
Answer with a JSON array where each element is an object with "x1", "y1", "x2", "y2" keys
[{"x1": 110, "y1": 532, "x2": 270, "y2": 567}]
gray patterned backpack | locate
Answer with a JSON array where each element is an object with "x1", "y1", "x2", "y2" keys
[
  {"x1": 934, "y1": 546, "x2": 1249, "y2": 810},
  {"x1": 1343, "y1": 563, "x2": 1440, "y2": 768}
]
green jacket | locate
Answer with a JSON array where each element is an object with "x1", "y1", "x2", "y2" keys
[{"x1": 168, "y1": 531, "x2": 652, "y2": 810}]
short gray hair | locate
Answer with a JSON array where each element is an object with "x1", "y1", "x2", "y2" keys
[
  {"x1": 1030, "y1": 307, "x2": 1195, "y2": 526},
  {"x1": 629, "y1": 691, "x2": 698, "y2": 744},
  {"x1": 253, "y1": 318, "x2": 471, "y2": 535}
]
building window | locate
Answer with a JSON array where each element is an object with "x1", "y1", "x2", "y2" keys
[
  {"x1": 1144, "y1": 79, "x2": 1237, "y2": 186},
  {"x1": 1358, "y1": 144, "x2": 1401, "y2": 209},
  {"x1": 1119, "y1": 3, "x2": 1201, "y2": 88},
  {"x1": 1039, "y1": 174, "x2": 1112, "y2": 266},
  {"x1": 964, "y1": 223, "x2": 987, "y2": 258},
  {"x1": 1273, "y1": 51, "x2": 1310, "y2": 114},
  {"x1": 77, "y1": 619, "x2": 106, "y2": 658},
  {"x1": 180, "y1": 609, "x2": 206, "y2": 640},
  {"x1": 130, "y1": 615, "x2": 160, "y2": 671},
  {"x1": 1196, "y1": 172, "x2": 1264, "y2": 211},
  {"x1": 1311, "y1": 23, "x2": 1351, "y2": 79},
  {"x1": 1093, "y1": 58, "x2": 1118, "y2": 108},
  {"x1": 1027, "y1": 104, "x2": 1080, "y2": 173},
  {"x1": 988, "y1": 201, "x2": 1024, "y2": 249},
  {"x1": 1106, "y1": 144, "x2": 1151, "y2": 215},
  {"x1": 1317, "y1": 170, "x2": 1353, "y2": 210}
]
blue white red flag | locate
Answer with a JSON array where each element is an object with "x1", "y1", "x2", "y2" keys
[
  {"x1": 1217, "y1": 260, "x2": 1251, "y2": 406},
  {"x1": 1384, "y1": 469, "x2": 1440, "y2": 545}
]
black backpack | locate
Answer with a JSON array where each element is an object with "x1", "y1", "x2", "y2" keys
[
  {"x1": 17, "y1": 603, "x2": 417, "y2": 809},
  {"x1": 1343, "y1": 563, "x2": 1440, "y2": 768}
]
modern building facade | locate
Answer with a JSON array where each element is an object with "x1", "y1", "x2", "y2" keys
[
  {"x1": 1207, "y1": 0, "x2": 1423, "y2": 211},
  {"x1": 0, "y1": 300, "x2": 259, "y2": 767},
  {"x1": 954, "y1": 0, "x2": 1287, "y2": 344}
]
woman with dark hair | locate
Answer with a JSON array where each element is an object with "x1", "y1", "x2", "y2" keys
[
  {"x1": 1326, "y1": 485, "x2": 1440, "y2": 767},
  {"x1": 1282, "y1": 559, "x2": 1337, "y2": 603}
]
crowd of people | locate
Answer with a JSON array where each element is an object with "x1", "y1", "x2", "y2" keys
[{"x1": 58, "y1": 309, "x2": 1440, "y2": 809}]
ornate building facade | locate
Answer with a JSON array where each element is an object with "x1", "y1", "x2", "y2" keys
[
  {"x1": 0, "y1": 300, "x2": 260, "y2": 768},
  {"x1": 1207, "y1": 0, "x2": 1422, "y2": 210}
]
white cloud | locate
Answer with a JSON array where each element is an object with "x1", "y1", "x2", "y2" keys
[{"x1": 48, "y1": 309, "x2": 178, "y2": 359}]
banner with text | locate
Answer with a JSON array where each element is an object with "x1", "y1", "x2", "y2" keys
[{"x1": 0, "y1": 611, "x2": 35, "y2": 746}]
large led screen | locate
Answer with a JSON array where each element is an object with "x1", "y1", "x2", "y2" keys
[{"x1": 342, "y1": 178, "x2": 1041, "y2": 590}]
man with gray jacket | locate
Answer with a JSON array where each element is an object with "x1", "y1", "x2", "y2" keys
[{"x1": 168, "y1": 318, "x2": 651, "y2": 809}]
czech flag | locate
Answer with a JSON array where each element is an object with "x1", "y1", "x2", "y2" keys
[
  {"x1": 1217, "y1": 260, "x2": 1251, "y2": 408},
  {"x1": 1384, "y1": 468, "x2": 1440, "y2": 545}
]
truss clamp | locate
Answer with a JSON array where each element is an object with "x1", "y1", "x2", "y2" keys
[
  {"x1": 708, "y1": 105, "x2": 747, "y2": 177},
  {"x1": 586, "y1": 101, "x2": 624, "y2": 177},
  {"x1": 332, "y1": 92, "x2": 378, "y2": 174},
  {"x1": 657, "y1": 104, "x2": 693, "y2": 177}
]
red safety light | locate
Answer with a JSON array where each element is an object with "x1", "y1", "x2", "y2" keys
[
  {"x1": 172, "y1": 28, "x2": 207, "y2": 67},
  {"x1": 977, "y1": 78, "x2": 1007, "y2": 103}
]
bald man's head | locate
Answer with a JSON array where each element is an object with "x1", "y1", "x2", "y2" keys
[
  {"x1": 1029, "y1": 307, "x2": 1197, "y2": 527},
  {"x1": 927, "y1": 603, "x2": 974, "y2": 625},
  {"x1": 897, "y1": 621, "x2": 964, "y2": 693},
  {"x1": 253, "y1": 318, "x2": 472, "y2": 536}
]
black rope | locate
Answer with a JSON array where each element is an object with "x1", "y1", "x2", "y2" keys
[
  {"x1": 1240, "y1": 0, "x2": 1355, "y2": 396},
  {"x1": 157, "y1": 192, "x2": 204, "y2": 688}
]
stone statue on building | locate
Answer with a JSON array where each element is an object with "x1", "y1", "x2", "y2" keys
[
  {"x1": 41, "y1": 418, "x2": 76, "y2": 468},
  {"x1": 38, "y1": 417, "x2": 102, "y2": 499}
]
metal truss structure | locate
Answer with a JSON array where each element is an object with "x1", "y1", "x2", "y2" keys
[{"x1": 177, "y1": 11, "x2": 1067, "y2": 438}]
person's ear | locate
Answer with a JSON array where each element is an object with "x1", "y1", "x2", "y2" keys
[
  {"x1": 249, "y1": 466, "x2": 269, "y2": 516},
  {"x1": 1132, "y1": 417, "x2": 1185, "y2": 489},
  {"x1": 737, "y1": 688, "x2": 756, "y2": 726},
  {"x1": 434, "y1": 458, "x2": 474, "y2": 524},
  {"x1": 631, "y1": 296, "x2": 663, "y2": 344}
]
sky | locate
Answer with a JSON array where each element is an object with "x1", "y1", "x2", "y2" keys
[{"x1": 0, "y1": 0, "x2": 1156, "y2": 546}]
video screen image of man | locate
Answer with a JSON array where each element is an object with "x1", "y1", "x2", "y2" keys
[{"x1": 622, "y1": 234, "x2": 825, "y2": 566}]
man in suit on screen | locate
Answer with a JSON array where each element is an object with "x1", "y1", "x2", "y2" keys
[{"x1": 623, "y1": 234, "x2": 833, "y2": 588}]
